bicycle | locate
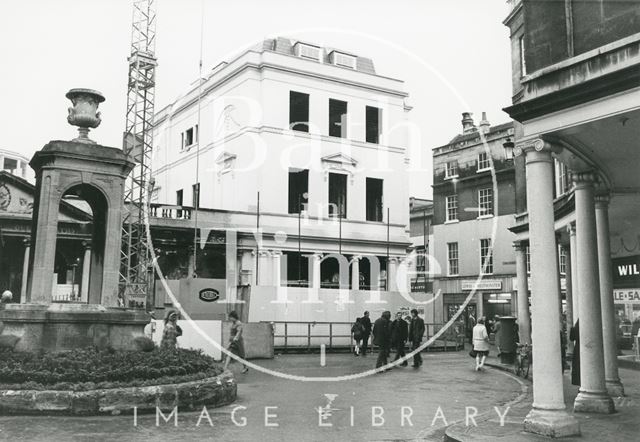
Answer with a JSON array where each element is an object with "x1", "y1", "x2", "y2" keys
[{"x1": 514, "y1": 343, "x2": 532, "y2": 379}]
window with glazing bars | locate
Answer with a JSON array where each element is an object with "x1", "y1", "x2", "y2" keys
[
  {"x1": 478, "y1": 188, "x2": 493, "y2": 216},
  {"x1": 446, "y1": 195, "x2": 458, "y2": 222},
  {"x1": 480, "y1": 238, "x2": 493, "y2": 274},
  {"x1": 448, "y1": 242, "x2": 459, "y2": 276}
]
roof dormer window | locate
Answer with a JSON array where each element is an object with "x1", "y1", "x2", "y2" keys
[
  {"x1": 294, "y1": 42, "x2": 321, "y2": 61},
  {"x1": 330, "y1": 51, "x2": 356, "y2": 69}
]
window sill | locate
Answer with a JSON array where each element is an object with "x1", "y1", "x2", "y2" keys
[
  {"x1": 476, "y1": 168, "x2": 492, "y2": 173},
  {"x1": 444, "y1": 220, "x2": 460, "y2": 224},
  {"x1": 477, "y1": 214, "x2": 494, "y2": 220},
  {"x1": 444, "y1": 175, "x2": 459, "y2": 181}
]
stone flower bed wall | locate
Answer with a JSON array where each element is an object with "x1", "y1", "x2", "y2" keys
[{"x1": 0, "y1": 370, "x2": 236, "y2": 415}]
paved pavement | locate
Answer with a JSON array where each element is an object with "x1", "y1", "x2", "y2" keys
[
  {"x1": 0, "y1": 351, "x2": 524, "y2": 442},
  {"x1": 446, "y1": 348, "x2": 640, "y2": 441}
]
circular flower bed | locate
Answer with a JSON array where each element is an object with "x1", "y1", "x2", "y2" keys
[{"x1": 0, "y1": 347, "x2": 223, "y2": 391}]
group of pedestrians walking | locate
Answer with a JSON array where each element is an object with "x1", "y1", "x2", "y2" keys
[{"x1": 352, "y1": 309, "x2": 426, "y2": 371}]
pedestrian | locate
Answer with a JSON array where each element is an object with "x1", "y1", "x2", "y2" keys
[
  {"x1": 224, "y1": 310, "x2": 249, "y2": 373},
  {"x1": 391, "y1": 312, "x2": 409, "y2": 366},
  {"x1": 144, "y1": 311, "x2": 157, "y2": 340},
  {"x1": 373, "y1": 311, "x2": 392, "y2": 369},
  {"x1": 408, "y1": 308, "x2": 425, "y2": 368},
  {"x1": 570, "y1": 319, "x2": 580, "y2": 386},
  {"x1": 160, "y1": 309, "x2": 180, "y2": 350},
  {"x1": 360, "y1": 311, "x2": 372, "y2": 356},
  {"x1": 351, "y1": 317, "x2": 365, "y2": 356},
  {"x1": 473, "y1": 318, "x2": 490, "y2": 370}
]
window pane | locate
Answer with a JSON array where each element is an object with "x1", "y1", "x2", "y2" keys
[
  {"x1": 288, "y1": 169, "x2": 309, "y2": 214},
  {"x1": 366, "y1": 106, "x2": 381, "y2": 144},
  {"x1": 289, "y1": 91, "x2": 309, "y2": 132},
  {"x1": 328, "y1": 173, "x2": 347, "y2": 218},
  {"x1": 329, "y1": 99, "x2": 348, "y2": 138},
  {"x1": 366, "y1": 178, "x2": 383, "y2": 221}
]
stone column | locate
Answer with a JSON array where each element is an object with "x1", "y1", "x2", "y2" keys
[
  {"x1": 476, "y1": 292, "x2": 484, "y2": 319},
  {"x1": 514, "y1": 241, "x2": 531, "y2": 345},
  {"x1": 387, "y1": 257, "x2": 398, "y2": 292},
  {"x1": 257, "y1": 250, "x2": 271, "y2": 286},
  {"x1": 80, "y1": 241, "x2": 92, "y2": 302},
  {"x1": 518, "y1": 139, "x2": 579, "y2": 437},
  {"x1": 20, "y1": 239, "x2": 31, "y2": 302},
  {"x1": 569, "y1": 223, "x2": 579, "y2": 322},
  {"x1": 564, "y1": 243, "x2": 574, "y2": 356},
  {"x1": 595, "y1": 193, "x2": 625, "y2": 397},
  {"x1": 311, "y1": 253, "x2": 322, "y2": 290},
  {"x1": 351, "y1": 256, "x2": 361, "y2": 290},
  {"x1": 272, "y1": 251, "x2": 282, "y2": 287},
  {"x1": 572, "y1": 171, "x2": 614, "y2": 413}
]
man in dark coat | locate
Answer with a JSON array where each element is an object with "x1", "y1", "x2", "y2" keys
[
  {"x1": 373, "y1": 311, "x2": 392, "y2": 369},
  {"x1": 391, "y1": 312, "x2": 409, "y2": 366},
  {"x1": 360, "y1": 311, "x2": 372, "y2": 356},
  {"x1": 408, "y1": 309, "x2": 426, "y2": 368}
]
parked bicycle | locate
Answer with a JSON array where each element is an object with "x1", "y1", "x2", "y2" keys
[{"x1": 514, "y1": 342, "x2": 532, "y2": 379}]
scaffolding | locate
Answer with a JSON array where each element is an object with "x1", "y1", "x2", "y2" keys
[{"x1": 119, "y1": 0, "x2": 157, "y2": 309}]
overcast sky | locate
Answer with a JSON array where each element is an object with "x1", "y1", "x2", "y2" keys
[{"x1": 0, "y1": 0, "x2": 513, "y2": 199}]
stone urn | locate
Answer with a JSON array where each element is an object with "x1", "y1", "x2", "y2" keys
[{"x1": 66, "y1": 88, "x2": 105, "y2": 144}]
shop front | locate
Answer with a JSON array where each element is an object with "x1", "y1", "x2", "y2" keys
[{"x1": 612, "y1": 255, "x2": 640, "y2": 323}]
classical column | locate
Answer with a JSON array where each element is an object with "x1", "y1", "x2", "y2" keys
[
  {"x1": 351, "y1": 256, "x2": 361, "y2": 290},
  {"x1": 595, "y1": 193, "x2": 625, "y2": 397},
  {"x1": 80, "y1": 241, "x2": 92, "y2": 302},
  {"x1": 517, "y1": 139, "x2": 579, "y2": 437},
  {"x1": 272, "y1": 251, "x2": 282, "y2": 287},
  {"x1": 514, "y1": 241, "x2": 531, "y2": 345},
  {"x1": 387, "y1": 257, "x2": 398, "y2": 292},
  {"x1": 564, "y1": 243, "x2": 574, "y2": 356},
  {"x1": 311, "y1": 253, "x2": 322, "y2": 290},
  {"x1": 20, "y1": 239, "x2": 31, "y2": 302},
  {"x1": 569, "y1": 223, "x2": 579, "y2": 322},
  {"x1": 572, "y1": 171, "x2": 614, "y2": 413},
  {"x1": 257, "y1": 250, "x2": 271, "y2": 286}
]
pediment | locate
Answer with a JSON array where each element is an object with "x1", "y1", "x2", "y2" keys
[{"x1": 321, "y1": 153, "x2": 357, "y2": 166}]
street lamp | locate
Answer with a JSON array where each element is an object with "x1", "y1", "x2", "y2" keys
[{"x1": 503, "y1": 138, "x2": 515, "y2": 161}]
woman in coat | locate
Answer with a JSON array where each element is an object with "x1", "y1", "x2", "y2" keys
[
  {"x1": 473, "y1": 318, "x2": 490, "y2": 371},
  {"x1": 224, "y1": 310, "x2": 248, "y2": 373},
  {"x1": 160, "y1": 310, "x2": 180, "y2": 350},
  {"x1": 570, "y1": 319, "x2": 580, "y2": 386}
]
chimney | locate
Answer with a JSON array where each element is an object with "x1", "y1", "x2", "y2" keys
[
  {"x1": 461, "y1": 112, "x2": 475, "y2": 133},
  {"x1": 479, "y1": 112, "x2": 490, "y2": 133}
]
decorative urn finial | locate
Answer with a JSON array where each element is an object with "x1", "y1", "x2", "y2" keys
[{"x1": 65, "y1": 88, "x2": 105, "y2": 144}]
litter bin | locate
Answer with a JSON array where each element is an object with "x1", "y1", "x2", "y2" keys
[{"x1": 497, "y1": 316, "x2": 517, "y2": 364}]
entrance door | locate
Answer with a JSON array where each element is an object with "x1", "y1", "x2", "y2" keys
[{"x1": 445, "y1": 303, "x2": 477, "y2": 342}]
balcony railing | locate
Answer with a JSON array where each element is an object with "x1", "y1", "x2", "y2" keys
[{"x1": 149, "y1": 204, "x2": 192, "y2": 220}]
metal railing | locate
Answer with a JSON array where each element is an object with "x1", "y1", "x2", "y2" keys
[
  {"x1": 149, "y1": 204, "x2": 193, "y2": 220},
  {"x1": 264, "y1": 320, "x2": 465, "y2": 353}
]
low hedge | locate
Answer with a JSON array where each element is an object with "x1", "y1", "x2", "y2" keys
[{"x1": 0, "y1": 347, "x2": 222, "y2": 391}]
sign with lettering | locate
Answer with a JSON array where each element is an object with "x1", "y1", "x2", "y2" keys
[
  {"x1": 461, "y1": 279, "x2": 502, "y2": 291},
  {"x1": 198, "y1": 288, "x2": 220, "y2": 303},
  {"x1": 612, "y1": 255, "x2": 640, "y2": 288},
  {"x1": 613, "y1": 289, "x2": 640, "y2": 304}
]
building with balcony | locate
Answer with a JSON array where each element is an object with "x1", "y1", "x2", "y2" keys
[
  {"x1": 503, "y1": 0, "x2": 640, "y2": 436},
  {"x1": 149, "y1": 37, "x2": 420, "y2": 326},
  {"x1": 431, "y1": 113, "x2": 517, "y2": 327}
]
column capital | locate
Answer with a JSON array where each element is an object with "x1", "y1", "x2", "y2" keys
[
  {"x1": 514, "y1": 138, "x2": 561, "y2": 157},
  {"x1": 351, "y1": 255, "x2": 362, "y2": 263},
  {"x1": 23, "y1": 238, "x2": 31, "y2": 247},
  {"x1": 594, "y1": 193, "x2": 610, "y2": 208},
  {"x1": 313, "y1": 252, "x2": 324, "y2": 260},
  {"x1": 257, "y1": 249, "x2": 270, "y2": 257},
  {"x1": 271, "y1": 250, "x2": 283, "y2": 257},
  {"x1": 82, "y1": 240, "x2": 92, "y2": 249},
  {"x1": 571, "y1": 170, "x2": 598, "y2": 188}
]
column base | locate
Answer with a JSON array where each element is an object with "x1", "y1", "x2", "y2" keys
[
  {"x1": 606, "y1": 379, "x2": 625, "y2": 397},
  {"x1": 574, "y1": 390, "x2": 615, "y2": 414},
  {"x1": 524, "y1": 408, "x2": 580, "y2": 438}
]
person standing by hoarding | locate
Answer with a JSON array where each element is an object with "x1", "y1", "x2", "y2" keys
[
  {"x1": 408, "y1": 309, "x2": 425, "y2": 368},
  {"x1": 360, "y1": 311, "x2": 372, "y2": 356},
  {"x1": 473, "y1": 318, "x2": 490, "y2": 371},
  {"x1": 391, "y1": 312, "x2": 409, "y2": 366},
  {"x1": 351, "y1": 317, "x2": 365, "y2": 356},
  {"x1": 373, "y1": 311, "x2": 392, "y2": 369},
  {"x1": 224, "y1": 310, "x2": 248, "y2": 374}
]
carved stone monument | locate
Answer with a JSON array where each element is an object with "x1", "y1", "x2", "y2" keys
[{"x1": 0, "y1": 89, "x2": 147, "y2": 352}]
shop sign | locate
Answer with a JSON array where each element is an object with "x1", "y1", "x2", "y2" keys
[
  {"x1": 198, "y1": 288, "x2": 220, "y2": 302},
  {"x1": 613, "y1": 289, "x2": 640, "y2": 304},
  {"x1": 612, "y1": 255, "x2": 640, "y2": 287},
  {"x1": 461, "y1": 279, "x2": 502, "y2": 291}
]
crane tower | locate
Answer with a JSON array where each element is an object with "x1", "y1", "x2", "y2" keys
[{"x1": 119, "y1": 0, "x2": 157, "y2": 308}]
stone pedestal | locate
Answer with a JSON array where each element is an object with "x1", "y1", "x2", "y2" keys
[
  {"x1": 0, "y1": 303, "x2": 147, "y2": 352},
  {"x1": 524, "y1": 409, "x2": 581, "y2": 438}
]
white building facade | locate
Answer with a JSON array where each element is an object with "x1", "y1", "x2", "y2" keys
[{"x1": 150, "y1": 37, "x2": 418, "y2": 327}]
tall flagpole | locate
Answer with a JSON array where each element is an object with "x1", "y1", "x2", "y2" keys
[
  {"x1": 386, "y1": 207, "x2": 390, "y2": 291},
  {"x1": 298, "y1": 194, "x2": 302, "y2": 284},
  {"x1": 256, "y1": 191, "x2": 260, "y2": 285}
]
